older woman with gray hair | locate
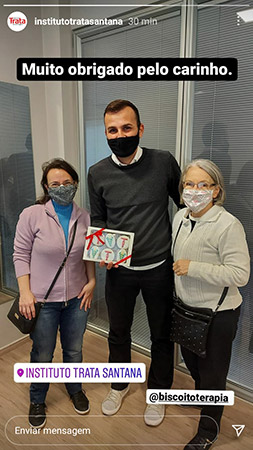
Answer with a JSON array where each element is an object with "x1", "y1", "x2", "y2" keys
[{"x1": 172, "y1": 159, "x2": 250, "y2": 449}]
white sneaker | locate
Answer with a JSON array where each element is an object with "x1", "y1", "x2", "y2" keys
[
  {"x1": 102, "y1": 387, "x2": 130, "y2": 415},
  {"x1": 144, "y1": 404, "x2": 165, "y2": 426}
]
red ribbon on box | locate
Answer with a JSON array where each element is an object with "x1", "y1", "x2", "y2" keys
[
  {"x1": 115, "y1": 254, "x2": 132, "y2": 265},
  {"x1": 85, "y1": 228, "x2": 105, "y2": 250}
]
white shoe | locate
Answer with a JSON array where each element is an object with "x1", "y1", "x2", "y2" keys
[
  {"x1": 102, "y1": 387, "x2": 129, "y2": 415},
  {"x1": 144, "y1": 404, "x2": 165, "y2": 426}
]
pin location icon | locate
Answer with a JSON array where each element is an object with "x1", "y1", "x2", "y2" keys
[
  {"x1": 232, "y1": 424, "x2": 245, "y2": 437},
  {"x1": 17, "y1": 368, "x2": 24, "y2": 377}
]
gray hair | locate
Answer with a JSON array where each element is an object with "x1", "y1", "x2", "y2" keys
[{"x1": 179, "y1": 159, "x2": 226, "y2": 205}]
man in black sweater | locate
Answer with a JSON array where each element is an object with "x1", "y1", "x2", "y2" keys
[{"x1": 88, "y1": 99, "x2": 181, "y2": 426}]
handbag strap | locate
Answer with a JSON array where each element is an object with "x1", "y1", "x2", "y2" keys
[
  {"x1": 44, "y1": 220, "x2": 78, "y2": 300},
  {"x1": 214, "y1": 287, "x2": 229, "y2": 312},
  {"x1": 171, "y1": 220, "x2": 183, "y2": 256}
]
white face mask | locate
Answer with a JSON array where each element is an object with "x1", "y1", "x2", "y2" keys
[{"x1": 182, "y1": 189, "x2": 214, "y2": 213}]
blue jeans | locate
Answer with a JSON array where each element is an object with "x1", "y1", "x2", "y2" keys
[{"x1": 29, "y1": 297, "x2": 89, "y2": 404}]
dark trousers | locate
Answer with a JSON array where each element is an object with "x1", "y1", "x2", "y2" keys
[
  {"x1": 181, "y1": 306, "x2": 241, "y2": 440},
  {"x1": 105, "y1": 259, "x2": 174, "y2": 390}
]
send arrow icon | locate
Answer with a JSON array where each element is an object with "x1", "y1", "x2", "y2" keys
[{"x1": 232, "y1": 425, "x2": 245, "y2": 437}]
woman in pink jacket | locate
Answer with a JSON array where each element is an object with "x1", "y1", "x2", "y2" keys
[{"x1": 13, "y1": 158, "x2": 95, "y2": 429}]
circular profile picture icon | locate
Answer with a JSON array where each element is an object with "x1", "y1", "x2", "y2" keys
[{"x1": 7, "y1": 11, "x2": 28, "y2": 32}]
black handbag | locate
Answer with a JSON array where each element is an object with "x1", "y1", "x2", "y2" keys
[
  {"x1": 170, "y1": 219, "x2": 228, "y2": 358},
  {"x1": 7, "y1": 221, "x2": 77, "y2": 334},
  {"x1": 7, "y1": 296, "x2": 43, "y2": 334},
  {"x1": 170, "y1": 288, "x2": 228, "y2": 358}
]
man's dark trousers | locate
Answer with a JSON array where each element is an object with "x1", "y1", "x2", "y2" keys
[{"x1": 105, "y1": 258, "x2": 174, "y2": 390}]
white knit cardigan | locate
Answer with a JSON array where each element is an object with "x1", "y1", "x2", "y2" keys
[{"x1": 172, "y1": 205, "x2": 250, "y2": 311}]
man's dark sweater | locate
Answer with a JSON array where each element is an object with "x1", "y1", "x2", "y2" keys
[{"x1": 88, "y1": 148, "x2": 181, "y2": 266}]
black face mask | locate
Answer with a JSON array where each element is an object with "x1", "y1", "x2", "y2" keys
[{"x1": 107, "y1": 133, "x2": 140, "y2": 158}]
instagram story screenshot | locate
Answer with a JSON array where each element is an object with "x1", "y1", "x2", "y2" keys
[{"x1": 0, "y1": 0, "x2": 253, "y2": 449}]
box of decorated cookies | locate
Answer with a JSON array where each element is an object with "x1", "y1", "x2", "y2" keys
[{"x1": 83, "y1": 226, "x2": 135, "y2": 267}]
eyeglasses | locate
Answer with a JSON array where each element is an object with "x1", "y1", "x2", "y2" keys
[
  {"x1": 183, "y1": 181, "x2": 216, "y2": 189},
  {"x1": 48, "y1": 181, "x2": 74, "y2": 188}
]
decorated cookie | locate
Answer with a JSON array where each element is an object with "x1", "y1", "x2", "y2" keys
[
  {"x1": 117, "y1": 235, "x2": 130, "y2": 249},
  {"x1": 89, "y1": 246, "x2": 100, "y2": 259},
  {"x1": 92, "y1": 233, "x2": 105, "y2": 246},
  {"x1": 101, "y1": 248, "x2": 115, "y2": 262},
  {"x1": 105, "y1": 233, "x2": 116, "y2": 248},
  {"x1": 117, "y1": 249, "x2": 127, "y2": 262}
]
